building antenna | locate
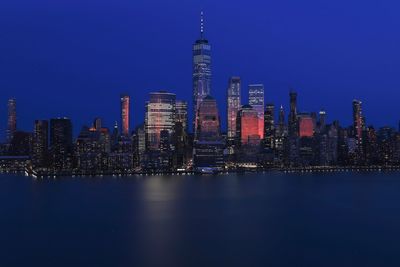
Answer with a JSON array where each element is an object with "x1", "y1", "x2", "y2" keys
[{"x1": 200, "y1": 11, "x2": 204, "y2": 39}]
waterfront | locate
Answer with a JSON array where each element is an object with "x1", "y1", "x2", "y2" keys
[{"x1": 1, "y1": 172, "x2": 400, "y2": 267}]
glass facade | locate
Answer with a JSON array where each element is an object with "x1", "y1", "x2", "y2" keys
[
  {"x1": 248, "y1": 84, "x2": 264, "y2": 139},
  {"x1": 193, "y1": 15, "x2": 212, "y2": 137},
  {"x1": 145, "y1": 91, "x2": 176, "y2": 151},
  {"x1": 227, "y1": 77, "x2": 241, "y2": 140}
]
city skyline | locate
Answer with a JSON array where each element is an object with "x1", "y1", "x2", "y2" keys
[{"x1": 1, "y1": 1, "x2": 400, "y2": 139}]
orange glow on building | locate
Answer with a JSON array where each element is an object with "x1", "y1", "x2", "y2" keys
[
  {"x1": 299, "y1": 115, "x2": 314, "y2": 137},
  {"x1": 121, "y1": 94, "x2": 130, "y2": 136},
  {"x1": 238, "y1": 105, "x2": 260, "y2": 145}
]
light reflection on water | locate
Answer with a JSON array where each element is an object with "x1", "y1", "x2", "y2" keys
[{"x1": 1, "y1": 172, "x2": 400, "y2": 266}]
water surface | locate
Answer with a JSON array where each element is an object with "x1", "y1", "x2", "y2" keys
[{"x1": 1, "y1": 172, "x2": 400, "y2": 267}]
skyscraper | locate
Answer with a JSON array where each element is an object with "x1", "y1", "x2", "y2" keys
[
  {"x1": 120, "y1": 94, "x2": 130, "y2": 136},
  {"x1": 277, "y1": 105, "x2": 285, "y2": 136},
  {"x1": 248, "y1": 84, "x2": 264, "y2": 139},
  {"x1": 145, "y1": 91, "x2": 176, "y2": 151},
  {"x1": 50, "y1": 118, "x2": 73, "y2": 170},
  {"x1": 32, "y1": 120, "x2": 48, "y2": 167},
  {"x1": 352, "y1": 100, "x2": 363, "y2": 145},
  {"x1": 237, "y1": 105, "x2": 260, "y2": 146},
  {"x1": 227, "y1": 77, "x2": 241, "y2": 140},
  {"x1": 6, "y1": 98, "x2": 16, "y2": 143},
  {"x1": 193, "y1": 95, "x2": 224, "y2": 172},
  {"x1": 288, "y1": 91, "x2": 298, "y2": 137},
  {"x1": 264, "y1": 104, "x2": 275, "y2": 149},
  {"x1": 175, "y1": 100, "x2": 188, "y2": 133},
  {"x1": 319, "y1": 110, "x2": 326, "y2": 132},
  {"x1": 193, "y1": 11, "x2": 212, "y2": 136},
  {"x1": 196, "y1": 95, "x2": 220, "y2": 141},
  {"x1": 298, "y1": 113, "x2": 314, "y2": 137}
]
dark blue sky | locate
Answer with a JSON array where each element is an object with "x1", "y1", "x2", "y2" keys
[{"x1": 1, "y1": 0, "x2": 400, "y2": 139}]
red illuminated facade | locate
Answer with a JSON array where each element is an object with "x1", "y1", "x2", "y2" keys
[
  {"x1": 121, "y1": 94, "x2": 130, "y2": 136},
  {"x1": 298, "y1": 114, "x2": 314, "y2": 137},
  {"x1": 237, "y1": 105, "x2": 260, "y2": 145}
]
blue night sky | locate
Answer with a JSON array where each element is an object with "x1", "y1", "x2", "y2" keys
[{"x1": 1, "y1": 0, "x2": 400, "y2": 139}]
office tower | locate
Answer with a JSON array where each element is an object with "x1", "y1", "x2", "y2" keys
[
  {"x1": 287, "y1": 91, "x2": 299, "y2": 165},
  {"x1": 76, "y1": 125, "x2": 110, "y2": 171},
  {"x1": 32, "y1": 120, "x2": 48, "y2": 167},
  {"x1": 145, "y1": 91, "x2": 176, "y2": 151},
  {"x1": 6, "y1": 98, "x2": 17, "y2": 143},
  {"x1": 311, "y1": 112, "x2": 317, "y2": 132},
  {"x1": 352, "y1": 100, "x2": 363, "y2": 145},
  {"x1": 237, "y1": 105, "x2": 260, "y2": 146},
  {"x1": 264, "y1": 104, "x2": 275, "y2": 149},
  {"x1": 50, "y1": 118, "x2": 73, "y2": 170},
  {"x1": 121, "y1": 94, "x2": 130, "y2": 136},
  {"x1": 193, "y1": 95, "x2": 224, "y2": 172},
  {"x1": 93, "y1": 118, "x2": 102, "y2": 131},
  {"x1": 227, "y1": 77, "x2": 241, "y2": 140},
  {"x1": 298, "y1": 113, "x2": 314, "y2": 137},
  {"x1": 297, "y1": 113, "x2": 315, "y2": 165},
  {"x1": 248, "y1": 84, "x2": 265, "y2": 138},
  {"x1": 196, "y1": 95, "x2": 220, "y2": 141},
  {"x1": 175, "y1": 100, "x2": 188, "y2": 133},
  {"x1": 277, "y1": 105, "x2": 285, "y2": 136},
  {"x1": 319, "y1": 110, "x2": 326, "y2": 131},
  {"x1": 193, "y1": 11, "x2": 212, "y2": 136},
  {"x1": 288, "y1": 91, "x2": 298, "y2": 137},
  {"x1": 173, "y1": 121, "x2": 189, "y2": 169}
]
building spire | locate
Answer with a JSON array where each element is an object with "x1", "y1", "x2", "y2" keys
[{"x1": 200, "y1": 11, "x2": 204, "y2": 39}]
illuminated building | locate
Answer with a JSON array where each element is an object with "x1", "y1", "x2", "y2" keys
[
  {"x1": 298, "y1": 113, "x2": 314, "y2": 137},
  {"x1": 319, "y1": 110, "x2": 326, "y2": 132},
  {"x1": 193, "y1": 11, "x2": 212, "y2": 136},
  {"x1": 6, "y1": 98, "x2": 17, "y2": 143},
  {"x1": 145, "y1": 91, "x2": 176, "y2": 151},
  {"x1": 227, "y1": 77, "x2": 241, "y2": 140},
  {"x1": 352, "y1": 100, "x2": 363, "y2": 145},
  {"x1": 248, "y1": 84, "x2": 264, "y2": 139},
  {"x1": 32, "y1": 120, "x2": 48, "y2": 167},
  {"x1": 237, "y1": 105, "x2": 260, "y2": 146},
  {"x1": 264, "y1": 103, "x2": 275, "y2": 149},
  {"x1": 175, "y1": 100, "x2": 188, "y2": 133},
  {"x1": 193, "y1": 95, "x2": 224, "y2": 172},
  {"x1": 121, "y1": 94, "x2": 130, "y2": 136},
  {"x1": 196, "y1": 95, "x2": 220, "y2": 141}
]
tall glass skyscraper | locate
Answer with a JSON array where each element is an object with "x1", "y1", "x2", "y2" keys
[
  {"x1": 196, "y1": 95, "x2": 220, "y2": 141},
  {"x1": 237, "y1": 104, "x2": 260, "y2": 146},
  {"x1": 120, "y1": 94, "x2": 130, "y2": 136},
  {"x1": 248, "y1": 84, "x2": 264, "y2": 139},
  {"x1": 227, "y1": 77, "x2": 241, "y2": 140},
  {"x1": 193, "y1": 12, "x2": 212, "y2": 137},
  {"x1": 6, "y1": 98, "x2": 16, "y2": 143},
  {"x1": 175, "y1": 100, "x2": 188, "y2": 133},
  {"x1": 288, "y1": 91, "x2": 298, "y2": 137},
  {"x1": 145, "y1": 91, "x2": 176, "y2": 151},
  {"x1": 33, "y1": 120, "x2": 48, "y2": 167}
]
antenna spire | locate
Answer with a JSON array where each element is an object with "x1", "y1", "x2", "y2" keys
[{"x1": 200, "y1": 11, "x2": 204, "y2": 39}]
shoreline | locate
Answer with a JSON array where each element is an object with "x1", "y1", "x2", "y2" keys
[{"x1": 0, "y1": 165, "x2": 398, "y2": 178}]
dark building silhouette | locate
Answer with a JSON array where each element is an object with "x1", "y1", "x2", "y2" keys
[
  {"x1": 6, "y1": 98, "x2": 17, "y2": 144},
  {"x1": 50, "y1": 118, "x2": 73, "y2": 170},
  {"x1": 32, "y1": 120, "x2": 49, "y2": 167}
]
